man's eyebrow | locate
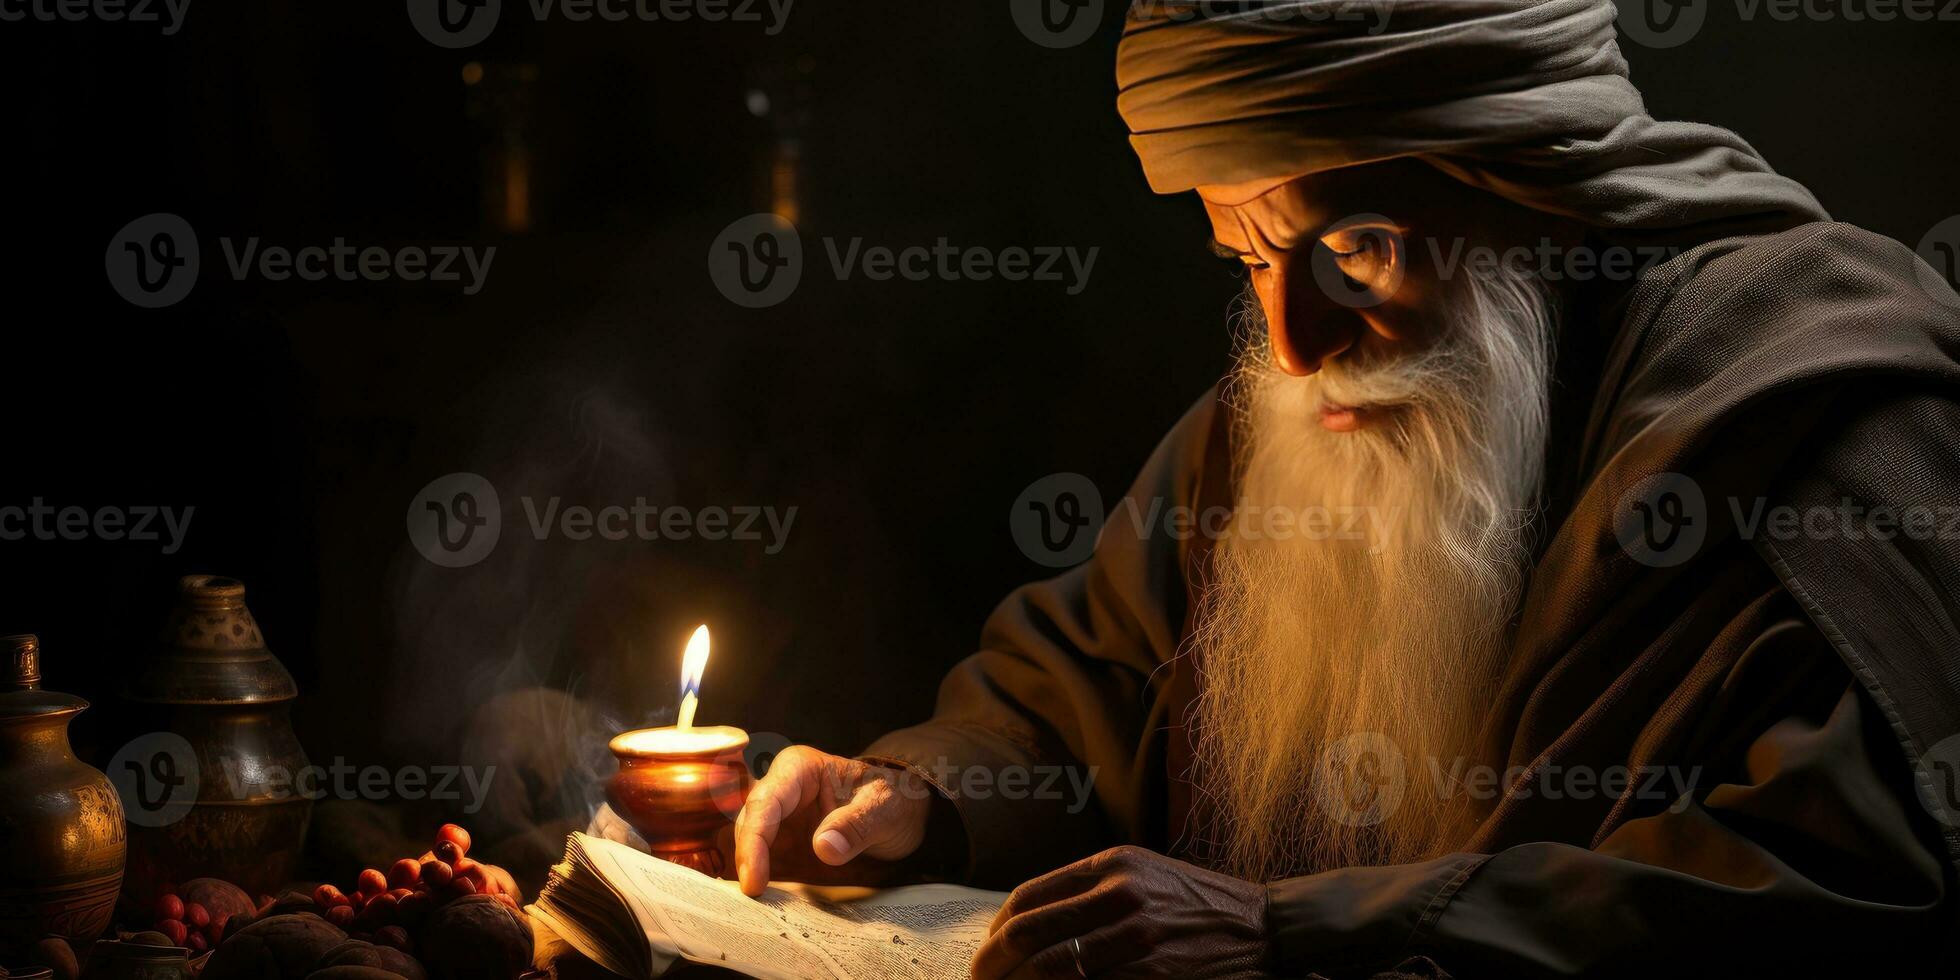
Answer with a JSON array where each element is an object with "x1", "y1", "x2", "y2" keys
[{"x1": 1208, "y1": 238, "x2": 1252, "y2": 260}]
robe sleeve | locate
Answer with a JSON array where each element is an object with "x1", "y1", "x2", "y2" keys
[
  {"x1": 859, "y1": 391, "x2": 1223, "y2": 889},
  {"x1": 1265, "y1": 680, "x2": 1954, "y2": 977}
]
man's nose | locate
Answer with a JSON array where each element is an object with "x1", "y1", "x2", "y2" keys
[{"x1": 1255, "y1": 258, "x2": 1357, "y2": 377}]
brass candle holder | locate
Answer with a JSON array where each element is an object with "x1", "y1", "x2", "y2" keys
[{"x1": 606, "y1": 725, "x2": 752, "y2": 877}]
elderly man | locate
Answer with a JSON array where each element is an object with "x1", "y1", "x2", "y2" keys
[{"x1": 734, "y1": 1, "x2": 1960, "y2": 975}]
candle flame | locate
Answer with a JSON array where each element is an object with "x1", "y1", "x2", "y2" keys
[{"x1": 677, "y1": 624, "x2": 710, "y2": 729}]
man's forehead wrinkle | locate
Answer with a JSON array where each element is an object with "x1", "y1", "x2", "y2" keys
[{"x1": 1237, "y1": 184, "x2": 1323, "y2": 252}]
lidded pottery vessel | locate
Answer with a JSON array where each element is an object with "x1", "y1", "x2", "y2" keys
[
  {"x1": 0, "y1": 634, "x2": 125, "y2": 957},
  {"x1": 120, "y1": 575, "x2": 311, "y2": 902}
]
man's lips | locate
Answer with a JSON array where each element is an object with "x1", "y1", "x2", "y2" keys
[{"x1": 1319, "y1": 400, "x2": 1364, "y2": 432}]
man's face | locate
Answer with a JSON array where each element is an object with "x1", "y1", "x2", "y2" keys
[
  {"x1": 1200, "y1": 159, "x2": 1568, "y2": 431},
  {"x1": 1189, "y1": 160, "x2": 1567, "y2": 880}
]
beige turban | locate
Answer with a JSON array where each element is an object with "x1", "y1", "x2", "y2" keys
[{"x1": 1116, "y1": 0, "x2": 1827, "y2": 234}]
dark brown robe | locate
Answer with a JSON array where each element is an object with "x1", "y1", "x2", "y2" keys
[{"x1": 864, "y1": 222, "x2": 1960, "y2": 977}]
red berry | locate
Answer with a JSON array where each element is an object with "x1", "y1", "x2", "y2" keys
[
  {"x1": 155, "y1": 919, "x2": 188, "y2": 945},
  {"x1": 313, "y1": 884, "x2": 345, "y2": 909},
  {"x1": 388, "y1": 858, "x2": 421, "y2": 889},
  {"x1": 420, "y1": 859, "x2": 454, "y2": 888},
  {"x1": 357, "y1": 868, "x2": 388, "y2": 896},
  {"x1": 187, "y1": 931, "x2": 208, "y2": 953},
  {"x1": 433, "y1": 840, "x2": 463, "y2": 866},
  {"x1": 155, "y1": 893, "x2": 185, "y2": 922},
  {"x1": 355, "y1": 892, "x2": 398, "y2": 929},
  {"x1": 326, "y1": 904, "x2": 356, "y2": 928},
  {"x1": 395, "y1": 890, "x2": 433, "y2": 925},
  {"x1": 436, "y1": 823, "x2": 472, "y2": 857},
  {"x1": 184, "y1": 902, "x2": 210, "y2": 930}
]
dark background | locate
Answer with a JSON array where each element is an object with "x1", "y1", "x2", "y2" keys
[{"x1": 5, "y1": 1, "x2": 1957, "y2": 847}]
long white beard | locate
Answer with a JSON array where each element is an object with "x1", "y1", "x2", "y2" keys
[{"x1": 1189, "y1": 272, "x2": 1555, "y2": 881}]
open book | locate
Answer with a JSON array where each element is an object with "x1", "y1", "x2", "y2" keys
[{"x1": 530, "y1": 833, "x2": 1008, "y2": 979}]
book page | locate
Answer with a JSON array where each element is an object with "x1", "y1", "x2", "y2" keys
[{"x1": 572, "y1": 833, "x2": 1005, "y2": 980}]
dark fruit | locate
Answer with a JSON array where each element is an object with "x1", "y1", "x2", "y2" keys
[
  {"x1": 420, "y1": 894, "x2": 532, "y2": 980},
  {"x1": 185, "y1": 902, "x2": 211, "y2": 929},
  {"x1": 433, "y1": 841, "x2": 463, "y2": 866},
  {"x1": 306, "y1": 967, "x2": 401, "y2": 979},
  {"x1": 273, "y1": 891, "x2": 320, "y2": 917},
  {"x1": 354, "y1": 894, "x2": 397, "y2": 930},
  {"x1": 155, "y1": 894, "x2": 185, "y2": 922},
  {"x1": 182, "y1": 879, "x2": 258, "y2": 922},
  {"x1": 420, "y1": 860, "x2": 453, "y2": 889},
  {"x1": 33, "y1": 936, "x2": 80, "y2": 980},
  {"x1": 395, "y1": 891, "x2": 434, "y2": 928},
  {"x1": 313, "y1": 939, "x2": 386, "y2": 969},
  {"x1": 130, "y1": 930, "x2": 175, "y2": 947},
  {"x1": 154, "y1": 920, "x2": 188, "y2": 945},
  {"x1": 314, "y1": 884, "x2": 348, "y2": 909},
  {"x1": 357, "y1": 869, "x2": 388, "y2": 897},
  {"x1": 326, "y1": 905, "x2": 356, "y2": 929},
  {"x1": 200, "y1": 914, "x2": 348, "y2": 980},
  {"x1": 224, "y1": 912, "x2": 258, "y2": 943}
]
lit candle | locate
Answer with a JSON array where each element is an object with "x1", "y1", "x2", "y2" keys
[
  {"x1": 676, "y1": 624, "x2": 710, "y2": 730},
  {"x1": 606, "y1": 623, "x2": 753, "y2": 874}
]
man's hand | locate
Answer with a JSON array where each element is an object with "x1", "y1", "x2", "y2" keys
[
  {"x1": 972, "y1": 845, "x2": 1267, "y2": 979},
  {"x1": 733, "y1": 745, "x2": 932, "y2": 896}
]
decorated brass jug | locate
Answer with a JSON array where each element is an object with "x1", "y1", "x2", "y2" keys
[
  {"x1": 119, "y1": 576, "x2": 311, "y2": 903},
  {"x1": 0, "y1": 635, "x2": 125, "y2": 959}
]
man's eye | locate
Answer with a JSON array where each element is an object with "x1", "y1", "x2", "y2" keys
[{"x1": 1320, "y1": 229, "x2": 1397, "y2": 286}]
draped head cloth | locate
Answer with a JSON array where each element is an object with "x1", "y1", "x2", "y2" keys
[{"x1": 1115, "y1": 0, "x2": 1828, "y2": 234}]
